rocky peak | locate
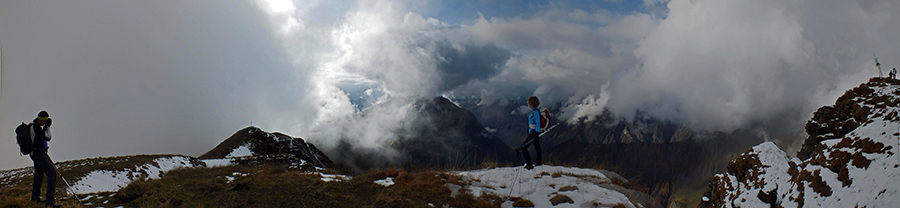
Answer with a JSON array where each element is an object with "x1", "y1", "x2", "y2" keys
[{"x1": 200, "y1": 126, "x2": 334, "y2": 170}]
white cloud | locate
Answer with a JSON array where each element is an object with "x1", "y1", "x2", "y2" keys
[{"x1": 561, "y1": 83, "x2": 612, "y2": 124}]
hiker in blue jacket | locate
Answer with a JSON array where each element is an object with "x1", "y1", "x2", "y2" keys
[
  {"x1": 30, "y1": 111, "x2": 60, "y2": 207},
  {"x1": 519, "y1": 96, "x2": 542, "y2": 170}
]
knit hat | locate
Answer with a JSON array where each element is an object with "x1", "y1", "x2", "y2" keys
[{"x1": 37, "y1": 111, "x2": 49, "y2": 118}]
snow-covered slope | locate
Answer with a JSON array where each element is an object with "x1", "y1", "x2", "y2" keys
[
  {"x1": 0, "y1": 155, "x2": 203, "y2": 196},
  {"x1": 703, "y1": 77, "x2": 900, "y2": 207},
  {"x1": 451, "y1": 166, "x2": 658, "y2": 208},
  {"x1": 70, "y1": 156, "x2": 199, "y2": 194}
]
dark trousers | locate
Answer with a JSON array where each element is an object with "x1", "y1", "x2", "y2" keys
[
  {"x1": 521, "y1": 133, "x2": 542, "y2": 166},
  {"x1": 30, "y1": 153, "x2": 56, "y2": 205}
]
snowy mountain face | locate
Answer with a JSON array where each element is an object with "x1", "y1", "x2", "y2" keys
[
  {"x1": 702, "y1": 78, "x2": 900, "y2": 208},
  {"x1": 199, "y1": 126, "x2": 334, "y2": 171}
]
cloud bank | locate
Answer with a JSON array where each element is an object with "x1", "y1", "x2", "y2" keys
[{"x1": 301, "y1": 0, "x2": 900, "y2": 154}]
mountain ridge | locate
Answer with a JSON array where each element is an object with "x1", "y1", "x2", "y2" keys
[{"x1": 702, "y1": 77, "x2": 900, "y2": 207}]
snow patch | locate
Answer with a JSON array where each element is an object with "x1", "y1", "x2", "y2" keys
[
  {"x1": 201, "y1": 158, "x2": 233, "y2": 167},
  {"x1": 226, "y1": 144, "x2": 253, "y2": 158},
  {"x1": 453, "y1": 166, "x2": 636, "y2": 208},
  {"x1": 319, "y1": 173, "x2": 350, "y2": 182},
  {"x1": 222, "y1": 172, "x2": 250, "y2": 183},
  {"x1": 374, "y1": 177, "x2": 395, "y2": 187}
]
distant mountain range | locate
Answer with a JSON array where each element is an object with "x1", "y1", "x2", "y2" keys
[
  {"x1": 322, "y1": 97, "x2": 518, "y2": 174},
  {"x1": 455, "y1": 98, "x2": 695, "y2": 149}
]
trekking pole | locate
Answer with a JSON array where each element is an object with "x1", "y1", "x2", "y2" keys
[
  {"x1": 538, "y1": 123, "x2": 559, "y2": 137},
  {"x1": 509, "y1": 166, "x2": 520, "y2": 197},
  {"x1": 47, "y1": 155, "x2": 81, "y2": 203},
  {"x1": 509, "y1": 149, "x2": 523, "y2": 197}
]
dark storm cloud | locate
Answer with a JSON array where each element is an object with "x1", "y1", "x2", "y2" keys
[{"x1": 434, "y1": 42, "x2": 512, "y2": 91}]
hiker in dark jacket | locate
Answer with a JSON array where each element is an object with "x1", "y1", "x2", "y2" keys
[
  {"x1": 519, "y1": 96, "x2": 542, "y2": 170},
  {"x1": 29, "y1": 111, "x2": 59, "y2": 207}
]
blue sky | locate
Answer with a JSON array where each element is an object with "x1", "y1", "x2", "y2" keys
[{"x1": 421, "y1": 0, "x2": 656, "y2": 24}]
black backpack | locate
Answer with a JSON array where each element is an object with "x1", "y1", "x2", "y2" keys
[{"x1": 15, "y1": 123, "x2": 33, "y2": 155}]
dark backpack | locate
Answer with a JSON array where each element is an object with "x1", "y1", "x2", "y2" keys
[{"x1": 15, "y1": 123, "x2": 33, "y2": 155}]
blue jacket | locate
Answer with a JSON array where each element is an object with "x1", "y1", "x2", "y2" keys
[{"x1": 528, "y1": 107, "x2": 541, "y2": 134}]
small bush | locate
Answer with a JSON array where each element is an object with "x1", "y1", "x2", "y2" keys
[{"x1": 558, "y1": 185, "x2": 578, "y2": 192}]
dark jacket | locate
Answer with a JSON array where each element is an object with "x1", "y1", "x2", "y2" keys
[{"x1": 30, "y1": 119, "x2": 51, "y2": 154}]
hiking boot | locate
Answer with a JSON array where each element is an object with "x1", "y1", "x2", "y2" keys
[
  {"x1": 45, "y1": 204, "x2": 62, "y2": 208},
  {"x1": 524, "y1": 164, "x2": 534, "y2": 170},
  {"x1": 31, "y1": 198, "x2": 45, "y2": 203}
]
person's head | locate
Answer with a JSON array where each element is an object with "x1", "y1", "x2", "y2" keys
[
  {"x1": 527, "y1": 96, "x2": 540, "y2": 108},
  {"x1": 36, "y1": 111, "x2": 49, "y2": 124}
]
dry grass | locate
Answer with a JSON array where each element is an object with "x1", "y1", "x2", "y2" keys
[
  {"x1": 479, "y1": 161, "x2": 499, "y2": 169},
  {"x1": 551, "y1": 172, "x2": 562, "y2": 178}
]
